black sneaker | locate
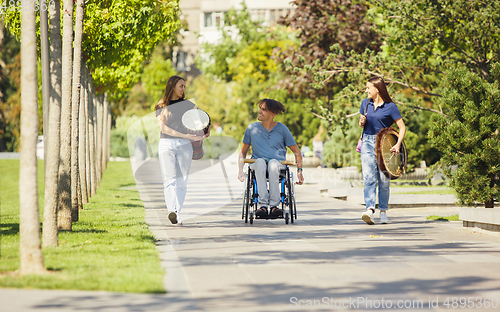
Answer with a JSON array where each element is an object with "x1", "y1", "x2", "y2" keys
[
  {"x1": 270, "y1": 206, "x2": 283, "y2": 219},
  {"x1": 255, "y1": 207, "x2": 268, "y2": 219}
]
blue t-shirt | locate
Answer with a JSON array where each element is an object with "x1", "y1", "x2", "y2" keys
[
  {"x1": 242, "y1": 122, "x2": 296, "y2": 161},
  {"x1": 359, "y1": 98, "x2": 402, "y2": 135}
]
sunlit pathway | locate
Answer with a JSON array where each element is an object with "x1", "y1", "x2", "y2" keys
[{"x1": 137, "y1": 157, "x2": 500, "y2": 312}]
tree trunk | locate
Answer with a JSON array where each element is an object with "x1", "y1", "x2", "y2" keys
[
  {"x1": 40, "y1": 0, "x2": 50, "y2": 168},
  {"x1": 58, "y1": 0, "x2": 74, "y2": 230},
  {"x1": 96, "y1": 94, "x2": 103, "y2": 182},
  {"x1": 79, "y1": 64, "x2": 88, "y2": 204},
  {"x1": 89, "y1": 88, "x2": 97, "y2": 196},
  {"x1": 102, "y1": 93, "x2": 109, "y2": 172},
  {"x1": 42, "y1": 0, "x2": 62, "y2": 247},
  {"x1": 19, "y1": 0, "x2": 46, "y2": 274},
  {"x1": 70, "y1": 0, "x2": 85, "y2": 221},
  {"x1": 85, "y1": 71, "x2": 91, "y2": 198},
  {"x1": 107, "y1": 109, "x2": 111, "y2": 161}
]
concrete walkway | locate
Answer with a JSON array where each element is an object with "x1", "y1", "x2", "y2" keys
[
  {"x1": 2, "y1": 158, "x2": 500, "y2": 311},
  {"x1": 136, "y1": 157, "x2": 500, "y2": 311}
]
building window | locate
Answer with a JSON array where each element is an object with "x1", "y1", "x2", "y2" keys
[
  {"x1": 203, "y1": 12, "x2": 226, "y2": 28},
  {"x1": 204, "y1": 13, "x2": 212, "y2": 27},
  {"x1": 250, "y1": 9, "x2": 266, "y2": 24},
  {"x1": 268, "y1": 8, "x2": 293, "y2": 26}
]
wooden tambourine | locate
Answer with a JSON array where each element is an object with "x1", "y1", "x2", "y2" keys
[
  {"x1": 375, "y1": 127, "x2": 407, "y2": 180},
  {"x1": 182, "y1": 109, "x2": 211, "y2": 160}
]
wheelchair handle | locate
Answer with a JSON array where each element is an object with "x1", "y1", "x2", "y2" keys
[{"x1": 240, "y1": 158, "x2": 296, "y2": 166}]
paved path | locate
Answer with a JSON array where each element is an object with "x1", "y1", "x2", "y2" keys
[
  {"x1": 136, "y1": 157, "x2": 500, "y2": 311},
  {"x1": 2, "y1": 158, "x2": 500, "y2": 311}
]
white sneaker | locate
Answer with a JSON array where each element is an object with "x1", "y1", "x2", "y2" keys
[
  {"x1": 361, "y1": 209, "x2": 375, "y2": 225},
  {"x1": 380, "y1": 211, "x2": 389, "y2": 224},
  {"x1": 168, "y1": 211, "x2": 178, "y2": 224}
]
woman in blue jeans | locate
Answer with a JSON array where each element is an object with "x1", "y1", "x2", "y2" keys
[
  {"x1": 359, "y1": 77, "x2": 406, "y2": 224},
  {"x1": 155, "y1": 76, "x2": 207, "y2": 224}
]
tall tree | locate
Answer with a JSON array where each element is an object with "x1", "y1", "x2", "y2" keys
[
  {"x1": 79, "y1": 64, "x2": 88, "y2": 204},
  {"x1": 42, "y1": 0, "x2": 63, "y2": 247},
  {"x1": 278, "y1": 0, "x2": 380, "y2": 99},
  {"x1": 19, "y1": 0, "x2": 46, "y2": 274},
  {"x1": 290, "y1": 0, "x2": 500, "y2": 122},
  {"x1": 58, "y1": 0, "x2": 74, "y2": 230},
  {"x1": 88, "y1": 84, "x2": 96, "y2": 196},
  {"x1": 71, "y1": 0, "x2": 85, "y2": 221},
  {"x1": 429, "y1": 64, "x2": 500, "y2": 208},
  {"x1": 83, "y1": 0, "x2": 182, "y2": 95}
]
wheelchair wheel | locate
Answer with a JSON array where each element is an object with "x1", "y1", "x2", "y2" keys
[
  {"x1": 242, "y1": 181, "x2": 247, "y2": 220},
  {"x1": 285, "y1": 212, "x2": 289, "y2": 224},
  {"x1": 244, "y1": 171, "x2": 251, "y2": 224},
  {"x1": 293, "y1": 195, "x2": 297, "y2": 220},
  {"x1": 285, "y1": 169, "x2": 294, "y2": 224},
  {"x1": 243, "y1": 186, "x2": 249, "y2": 223},
  {"x1": 249, "y1": 211, "x2": 254, "y2": 224}
]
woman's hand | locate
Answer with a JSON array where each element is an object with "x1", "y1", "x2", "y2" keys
[
  {"x1": 359, "y1": 114, "x2": 366, "y2": 127},
  {"x1": 390, "y1": 143, "x2": 401, "y2": 154},
  {"x1": 186, "y1": 133, "x2": 205, "y2": 141}
]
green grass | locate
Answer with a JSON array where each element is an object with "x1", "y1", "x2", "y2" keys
[
  {"x1": 393, "y1": 188, "x2": 456, "y2": 195},
  {"x1": 0, "y1": 160, "x2": 165, "y2": 293},
  {"x1": 426, "y1": 214, "x2": 460, "y2": 221}
]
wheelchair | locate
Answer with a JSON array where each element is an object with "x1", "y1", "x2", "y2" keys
[{"x1": 241, "y1": 159, "x2": 297, "y2": 224}]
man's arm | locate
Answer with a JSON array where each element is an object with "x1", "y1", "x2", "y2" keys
[
  {"x1": 238, "y1": 143, "x2": 250, "y2": 182},
  {"x1": 288, "y1": 145, "x2": 304, "y2": 185}
]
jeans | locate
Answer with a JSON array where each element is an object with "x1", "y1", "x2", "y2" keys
[
  {"x1": 361, "y1": 134, "x2": 390, "y2": 211},
  {"x1": 251, "y1": 158, "x2": 285, "y2": 208},
  {"x1": 158, "y1": 138, "x2": 192, "y2": 213}
]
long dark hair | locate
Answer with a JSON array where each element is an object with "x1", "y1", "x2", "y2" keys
[
  {"x1": 368, "y1": 77, "x2": 393, "y2": 103},
  {"x1": 157, "y1": 75, "x2": 185, "y2": 109}
]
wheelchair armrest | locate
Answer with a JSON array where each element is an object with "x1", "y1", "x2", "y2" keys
[{"x1": 240, "y1": 158, "x2": 296, "y2": 166}]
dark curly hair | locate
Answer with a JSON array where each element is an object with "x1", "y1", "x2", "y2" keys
[{"x1": 257, "y1": 98, "x2": 286, "y2": 114}]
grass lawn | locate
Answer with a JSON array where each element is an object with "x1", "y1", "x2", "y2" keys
[
  {"x1": 426, "y1": 214, "x2": 460, "y2": 221},
  {"x1": 392, "y1": 188, "x2": 456, "y2": 195},
  {"x1": 0, "y1": 159, "x2": 165, "y2": 293}
]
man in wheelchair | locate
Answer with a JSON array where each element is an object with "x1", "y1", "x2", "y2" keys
[{"x1": 238, "y1": 99, "x2": 304, "y2": 219}]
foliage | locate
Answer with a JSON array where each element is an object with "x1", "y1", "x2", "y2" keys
[
  {"x1": 83, "y1": 0, "x2": 182, "y2": 95},
  {"x1": 113, "y1": 42, "x2": 179, "y2": 118},
  {"x1": 2, "y1": 0, "x2": 181, "y2": 95},
  {"x1": 376, "y1": 0, "x2": 500, "y2": 80},
  {"x1": 197, "y1": 3, "x2": 279, "y2": 82},
  {"x1": 428, "y1": 64, "x2": 500, "y2": 207},
  {"x1": 278, "y1": 0, "x2": 380, "y2": 98},
  {"x1": 1, "y1": 1, "x2": 182, "y2": 151},
  {"x1": 193, "y1": 3, "x2": 319, "y2": 147},
  {"x1": 279, "y1": 0, "x2": 500, "y2": 168},
  {"x1": 0, "y1": 23, "x2": 20, "y2": 151},
  {"x1": 299, "y1": 0, "x2": 500, "y2": 119},
  {"x1": 141, "y1": 49, "x2": 177, "y2": 106},
  {"x1": 0, "y1": 160, "x2": 165, "y2": 293},
  {"x1": 322, "y1": 117, "x2": 361, "y2": 168}
]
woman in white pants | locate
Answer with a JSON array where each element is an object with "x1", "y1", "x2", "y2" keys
[{"x1": 155, "y1": 76, "x2": 206, "y2": 224}]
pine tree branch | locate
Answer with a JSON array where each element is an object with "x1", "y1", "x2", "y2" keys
[
  {"x1": 322, "y1": 68, "x2": 442, "y2": 97},
  {"x1": 393, "y1": 100, "x2": 448, "y2": 117}
]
